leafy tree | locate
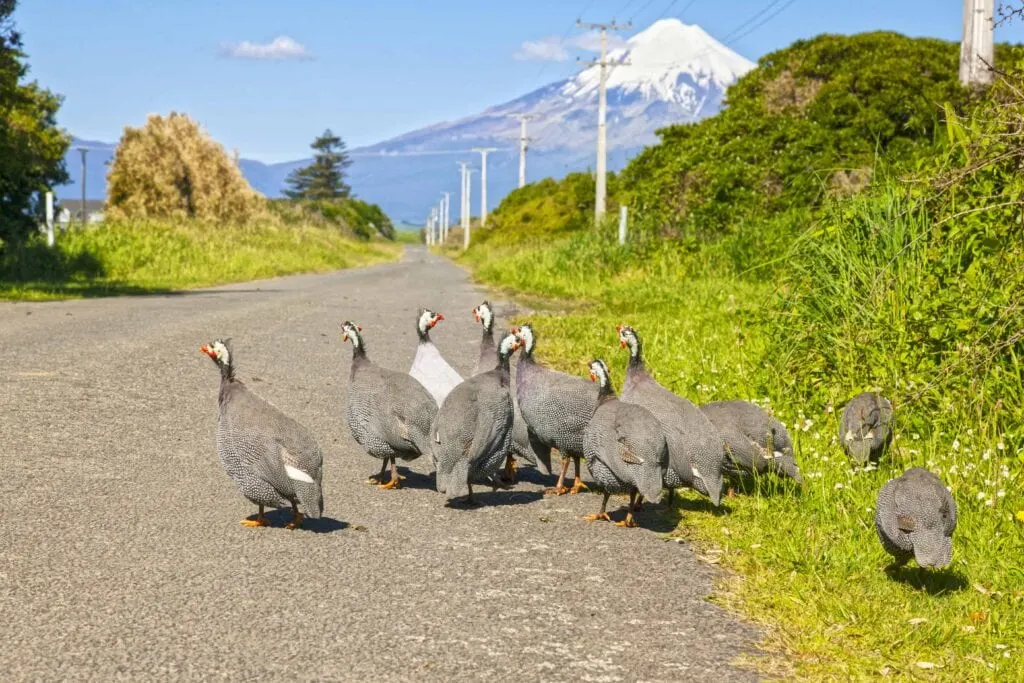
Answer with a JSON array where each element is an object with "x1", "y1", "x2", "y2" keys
[
  {"x1": 285, "y1": 129, "x2": 352, "y2": 200},
  {"x1": 0, "y1": 0, "x2": 70, "y2": 244}
]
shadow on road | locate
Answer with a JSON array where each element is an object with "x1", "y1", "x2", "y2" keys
[{"x1": 263, "y1": 508, "x2": 348, "y2": 534}]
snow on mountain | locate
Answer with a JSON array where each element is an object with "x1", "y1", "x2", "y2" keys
[{"x1": 57, "y1": 19, "x2": 754, "y2": 223}]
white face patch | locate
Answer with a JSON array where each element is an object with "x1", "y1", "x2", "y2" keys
[
  {"x1": 212, "y1": 341, "x2": 230, "y2": 366},
  {"x1": 343, "y1": 324, "x2": 361, "y2": 348},
  {"x1": 285, "y1": 465, "x2": 315, "y2": 484},
  {"x1": 480, "y1": 304, "x2": 493, "y2": 330},
  {"x1": 418, "y1": 310, "x2": 435, "y2": 334},
  {"x1": 589, "y1": 361, "x2": 608, "y2": 387},
  {"x1": 499, "y1": 333, "x2": 518, "y2": 356},
  {"x1": 517, "y1": 326, "x2": 535, "y2": 352}
]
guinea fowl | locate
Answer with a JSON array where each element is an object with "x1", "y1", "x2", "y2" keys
[
  {"x1": 582, "y1": 360, "x2": 668, "y2": 528},
  {"x1": 472, "y1": 300, "x2": 536, "y2": 483},
  {"x1": 434, "y1": 331, "x2": 520, "y2": 506},
  {"x1": 409, "y1": 308, "x2": 463, "y2": 407},
  {"x1": 200, "y1": 339, "x2": 323, "y2": 529},
  {"x1": 512, "y1": 323, "x2": 600, "y2": 495},
  {"x1": 699, "y1": 399, "x2": 803, "y2": 486},
  {"x1": 616, "y1": 325, "x2": 727, "y2": 507},
  {"x1": 875, "y1": 467, "x2": 957, "y2": 569},
  {"x1": 341, "y1": 321, "x2": 438, "y2": 489},
  {"x1": 840, "y1": 391, "x2": 894, "y2": 465}
]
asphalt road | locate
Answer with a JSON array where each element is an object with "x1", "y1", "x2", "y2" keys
[{"x1": 0, "y1": 246, "x2": 762, "y2": 682}]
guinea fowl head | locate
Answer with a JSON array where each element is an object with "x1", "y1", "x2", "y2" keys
[
  {"x1": 473, "y1": 301, "x2": 494, "y2": 333},
  {"x1": 689, "y1": 453, "x2": 724, "y2": 507},
  {"x1": 588, "y1": 359, "x2": 611, "y2": 388},
  {"x1": 511, "y1": 324, "x2": 535, "y2": 356},
  {"x1": 497, "y1": 331, "x2": 521, "y2": 361},
  {"x1": 340, "y1": 321, "x2": 365, "y2": 351},
  {"x1": 417, "y1": 309, "x2": 444, "y2": 341},
  {"x1": 200, "y1": 339, "x2": 234, "y2": 380},
  {"x1": 616, "y1": 325, "x2": 643, "y2": 364}
]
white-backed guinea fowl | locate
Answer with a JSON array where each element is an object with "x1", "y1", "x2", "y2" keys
[
  {"x1": 875, "y1": 467, "x2": 957, "y2": 569},
  {"x1": 434, "y1": 331, "x2": 521, "y2": 506},
  {"x1": 512, "y1": 323, "x2": 600, "y2": 495},
  {"x1": 200, "y1": 339, "x2": 323, "y2": 529},
  {"x1": 472, "y1": 300, "x2": 537, "y2": 483},
  {"x1": 409, "y1": 308, "x2": 463, "y2": 407},
  {"x1": 582, "y1": 360, "x2": 668, "y2": 528},
  {"x1": 699, "y1": 399, "x2": 803, "y2": 486},
  {"x1": 840, "y1": 391, "x2": 894, "y2": 465},
  {"x1": 616, "y1": 325, "x2": 727, "y2": 507},
  {"x1": 341, "y1": 321, "x2": 438, "y2": 489}
]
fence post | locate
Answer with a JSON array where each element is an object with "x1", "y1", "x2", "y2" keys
[
  {"x1": 45, "y1": 191, "x2": 55, "y2": 247},
  {"x1": 618, "y1": 205, "x2": 627, "y2": 245}
]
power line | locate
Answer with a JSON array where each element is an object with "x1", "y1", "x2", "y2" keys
[{"x1": 536, "y1": 0, "x2": 599, "y2": 80}]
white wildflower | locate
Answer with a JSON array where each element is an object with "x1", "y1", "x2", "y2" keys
[
  {"x1": 835, "y1": 483, "x2": 844, "y2": 490},
  {"x1": 912, "y1": 433, "x2": 920, "y2": 441},
  {"x1": 952, "y1": 439, "x2": 960, "y2": 451},
  {"x1": 986, "y1": 499, "x2": 995, "y2": 507},
  {"x1": 997, "y1": 442, "x2": 1005, "y2": 451},
  {"x1": 983, "y1": 451, "x2": 992, "y2": 461},
  {"x1": 997, "y1": 490, "x2": 1006, "y2": 498},
  {"x1": 977, "y1": 492, "x2": 986, "y2": 501}
]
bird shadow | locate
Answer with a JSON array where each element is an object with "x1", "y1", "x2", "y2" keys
[
  {"x1": 396, "y1": 468, "x2": 437, "y2": 490},
  {"x1": 445, "y1": 489, "x2": 545, "y2": 509},
  {"x1": 726, "y1": 472, "x2": 801, "y2": 499},
  {"x1": 510, "y1": 465, "x2": 557, "y2": 487},
  {"x1": 885, "y1": 565, "x2": 969, "y2": 595},
  {"x1": 673, "y1": 493, "x2": 733, "y2": 517},
  {"x1": 262, "y1": 508, "x2": 348, "y2": 534}
]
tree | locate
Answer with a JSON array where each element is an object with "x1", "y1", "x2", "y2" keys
[
  {"x1": 284, "y1": 129, "x2": 352, "y2": 200},
  {"x1": 105, "y1": 112, "x2": 263, "y2": 223},
  {"x1": 0, "y1": 0, "x2": 70, "y2": 244}
]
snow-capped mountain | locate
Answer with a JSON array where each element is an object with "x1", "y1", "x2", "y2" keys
[{"x1": 57, "y1": 19, "x2": 754, "y2": 223}]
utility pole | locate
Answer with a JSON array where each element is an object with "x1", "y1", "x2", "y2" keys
[
  {"x1": 471, "y1": 148, "x2": 497, "y2": 227},
  {"x1": 577, "y1": 19, "x2": 631, "y2": 222},
  {"x1": 457, "y1": 162, "x2": 469, "y2": 232},
  {"x1": 464, "y1": 169, "x2": 475, "y2": 249},
  {"x1": 77, "y1": 146, "x2": 89, "y2": 224},
  {"x1": 510, "y1": 114, "x2": 534, "y2": 188},
  {"x1": 960, "y1": 0, "x2": 994, "y2": 87},
  {"x1": 441, "y1": 192, "x2": 451, "y2": 241}
]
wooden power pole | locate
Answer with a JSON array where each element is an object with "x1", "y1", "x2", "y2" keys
[
  {"x1": 960, "y1": 0, "x2": 994, "y2": 87},
  {"x1": 577, "y1": 19, "x2": 631, "y2": 223}
]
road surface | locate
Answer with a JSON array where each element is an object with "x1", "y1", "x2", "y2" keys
[{"x1": 0, "y1": 246, "x2": 762, "y2": 681}]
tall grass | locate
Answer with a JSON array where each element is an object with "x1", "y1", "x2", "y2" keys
[
  {"x1": 455, "y1": 183, "x2": 1023, "y2": 679},
  {"x1": 0, "y1": 220, "x2": 399, "y2": 300}
]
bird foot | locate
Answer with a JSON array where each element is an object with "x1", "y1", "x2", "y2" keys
[
  {"x1": 366, "y1": 474, "x2": 387, "y2": 485},
  {"x1": 544, "y1": 485, "x2": 569, "y2": 496},
  {"x1": 615, "y1": 516, "x2": 638, "y2": 528},
  {"x1": 569, "y1": 480, "x2": 589, "y2": 495},
  {"x1": 240, "y1": 516, "x2": 269, "y2": 527},
  {"x1": 583, "y1": 512, "x2": 612, "y2": 522},
  {"x1": 727, "y1": 487, "x2": 736, "y2": 498},
  {"x1": 286, "y1": 513, "x2": 304, "y2": 530},
  {"x1": 378, "y1": 479, "x2": 402, "y2": 490}
]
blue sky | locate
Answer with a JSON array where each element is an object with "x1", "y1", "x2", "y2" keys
[{"x1": 15, "y1": 0, "x2": 1024, "y2": 162}]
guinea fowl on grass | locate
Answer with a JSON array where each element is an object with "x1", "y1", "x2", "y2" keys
[
  {"x1": 472, "y1": 300, "x2": 536, "y2": 484},
  {"x1": 699, "y1": 399, "x2": 803, "y2": 488},
  {"x1": 409, "y1": 308, "x2": 463, "y2": 407},
  {"x1": 341, "y1": 321, "x2": 438, "y2": 490},
  {"x1": 840, "y1": 391, "x2": 894, "y2": 465},
  {"x1": 582, "y1": 360, "x2": 668, "y2": 528},
  {"x1": 616, "y1": 325, "x2": 727, "y2": 508},
  {"x1": 434, "y1": 331, "x2": 521, "y2": 506},
  {"x1": 512, "y1": 323, "x2": 600, "y2": 496},
  {"x1": 875, "y1": 467, "x2": 957, "y2": 569},
  {"x1": 200, "y1": 339, "x2": 323, "y2": 529}
]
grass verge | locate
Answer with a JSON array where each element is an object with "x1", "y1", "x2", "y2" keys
[
  {"x1": 1, "y1": 220, "x2": 401, "y2": 300},
  {"x1": 456, "y1": 230, "x2": 1023, "y2": 681}
]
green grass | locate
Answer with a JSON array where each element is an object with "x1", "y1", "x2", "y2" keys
[
  {"x1": 457, "y1": 225, "x2": 1023, "y2": 680},
  {"x1": 394, "y1": 229, "x2": 424, "y2": 245},
  {"x1": 0, "y1": 220, "x2": 401, "y2": 300}
]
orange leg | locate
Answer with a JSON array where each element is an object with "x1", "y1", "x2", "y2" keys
[
  {"x1": 616, "y1": 491, "x2": 639, "y2": 528},
  {"x1": 286, "y1": 504, "x2": 304, "y2": 530},
  {"x1": 544, "y1": 455, "x2": 570, "y2": 495},
  {"x1": 584, "y1": 493, "x2": 613, "y2": 522},
  {"x1": 569, "y1": 456, "x2": 588, "y2": 494},
  {"x1": 379, "y1": 458, "x2": 402, "y2": 490},
  {"x1": 241, "y1": 504, "x2": 269, "y2": 527}
]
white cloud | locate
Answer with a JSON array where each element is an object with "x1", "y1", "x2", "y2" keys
[
  {"x1": 513, "y1": 31, "x2": 628, "y2": 62},
  {"x1": 220, "y1": 36, "x2": 313, "y2": 61}
]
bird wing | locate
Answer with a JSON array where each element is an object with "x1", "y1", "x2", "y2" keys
[{"x1": 410, "y1": 342, "x2": 463, "y2": 403}]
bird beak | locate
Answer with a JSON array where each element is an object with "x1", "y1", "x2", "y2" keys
[
  {"x1": 473, "y1": 307, "x2": 480, "y2": 322},
  {"x1": 341, "y1": 332, "x2": 349, "y2": 342},
  {"x1": 616, "y1": 325, "x2": 622, "y2": 332},
  {"x1": 357, "y1": 325, "x2": 362, "y2": 332},
  {"x1": 199, "y1": 345, "x2": 215, "y2": 358},
  {"x1": 620, "y1": 341, "x2": 626, "y2": 349},
  {"x1": 589, "y1": 372, "x2": 596, "y2": 382}
]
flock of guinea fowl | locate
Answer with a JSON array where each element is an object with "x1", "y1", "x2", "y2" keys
[{"x1": 199, "y1": 301, "x2": 958, "y2": 571}]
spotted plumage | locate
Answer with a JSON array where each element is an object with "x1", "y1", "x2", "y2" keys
[
  {"x1": 840, "y1": 391, "x2": 894, "y2": 465},
  {"x1": 200, "y1": 339, "x2": 323, "y2": 529},
  {"x1": 582, "y1": 360, "x2": 668, "y2": 527},
  {"x1": 342, "y1": 321, "x2": 438, "y2": 489},
  {"x1": 617, "y1": 325, "x2": 727, "y2": 507},
  {"x1": 512, "y1": 324, "x2": 601, "y2": 495},
  {"x1": 699, "y1": 399, "x2": 802, "y2": 485},
  {"x1": 433, "y1": 332, "x2": 520, "y2": 505},
  {"x1": 875, "y1": 467, "x2": 957, "y2": 569}
]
